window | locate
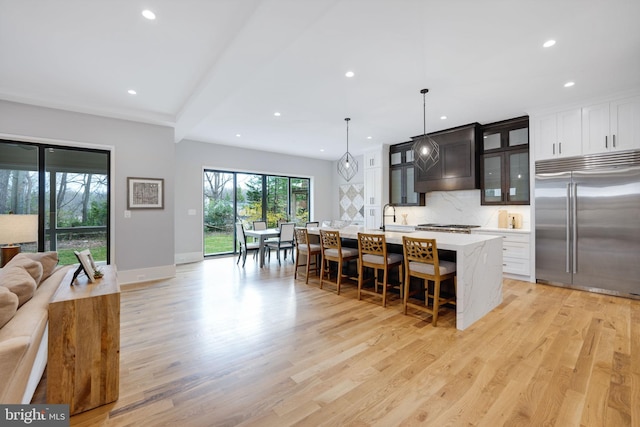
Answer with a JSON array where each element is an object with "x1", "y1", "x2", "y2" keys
[
  {"x1": 0, "y1": 140, "x2": 111, "y2": 265},
  {"x1": 203, "y1": 170, "x2": 310, "y2": 256}
]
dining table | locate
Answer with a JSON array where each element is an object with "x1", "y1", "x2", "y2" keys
[{"x1": 244, "y1": 228, "x2": 280, "y2": 268}]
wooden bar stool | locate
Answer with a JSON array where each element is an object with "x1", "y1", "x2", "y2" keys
[
  {"x1": 401, "y1": 236, "x2": 456, "y2": 326},
  {"x1": 294, "y1": 227, "x2": 321, "y2": 283},
  {"x1": 357, "y1": 232, "x2": 403, "y2": 307},
  {"x1": 319, "y1": 229, "x2": 358, "y2": 295}
]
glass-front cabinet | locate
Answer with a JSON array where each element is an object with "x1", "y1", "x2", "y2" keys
[
  {"x1": 480, "y1": 116, "x2": 530, "y2": 205},
  {"x1": 389, "y1": 142, "x2": 425, "y2": 206}
]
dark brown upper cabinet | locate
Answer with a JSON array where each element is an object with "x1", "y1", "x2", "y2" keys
[
  {"x1": 389, "y1": 141, "x2": 425, "y2": 206},
  {"x1": 414, "y1": 123, "x2": 481, "y2": 193},
  {"x1": 480, "y1": 116, "x2": 530, "y2": 205}
]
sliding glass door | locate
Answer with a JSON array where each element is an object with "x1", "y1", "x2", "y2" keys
[
  {"x1": 203, "y1": 170, "x2": 310, "y2": 256},
  {"x1": 0, "y1": 140, "x2": 110, "y2": 265}
]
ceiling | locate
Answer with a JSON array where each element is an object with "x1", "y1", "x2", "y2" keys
[{"x1": 1, "y1": 1, "x2": 639, "y2": 161}]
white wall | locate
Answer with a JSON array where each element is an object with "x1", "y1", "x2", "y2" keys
[
  {"x1": 0, "y1": 100, "x2": 176, "y2": 284},
  {"x1": 174, "y1": 139, "x2": 335, "y2": 263}
]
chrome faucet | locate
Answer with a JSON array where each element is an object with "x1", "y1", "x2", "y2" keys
[{"x1": 381, "y1": 203, "x2": 396, "y2": 232}]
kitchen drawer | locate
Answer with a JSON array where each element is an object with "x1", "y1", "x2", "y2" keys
[
  {"x1": 504, "y1": 256, "x2": 531, "y2": 276},
  {"x1": 502, "y1": 233, "x2": 530, "y2": 244},
  {"x1": 503, "y1": 240, "x2": 529, "y2": 259}
]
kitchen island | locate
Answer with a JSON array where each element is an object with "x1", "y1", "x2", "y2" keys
[{"x1": 308, "y1": 227, "x2": 503, "y2": 331}]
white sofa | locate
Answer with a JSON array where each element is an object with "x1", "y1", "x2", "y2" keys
[{"x1": 0, "y1": 252, "x2": 72, "y2": 403}]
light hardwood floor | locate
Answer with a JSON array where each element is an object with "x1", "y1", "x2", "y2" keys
[{"x1": 33, "y1": 256, "x2": 639, "y2": 426}]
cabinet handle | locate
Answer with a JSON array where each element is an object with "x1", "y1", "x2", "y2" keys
[
  {"x1": 613, "y1": 134, "x2": 616, "y2": 148},
  {"x1": 553, "y1": 143, "x2": 555, "y2": 155},
  {"x1": 605, "y1": 135, "x2": 608, "y2": 148},
  {"x1": 559, "y1": 142, "x2": 562, "y2": 154}
]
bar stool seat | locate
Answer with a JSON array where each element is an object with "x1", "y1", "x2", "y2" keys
[{"x1": 402, "y1": 236, "x2": 456, "y2": 326}]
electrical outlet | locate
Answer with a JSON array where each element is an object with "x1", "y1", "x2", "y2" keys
[{"x1": 124, "y1": 210, "x2": 131, "y2": 218}]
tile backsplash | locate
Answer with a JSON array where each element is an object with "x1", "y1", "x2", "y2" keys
[{"x1": 392, "y1": 189, "x2": 531, "y2": 230}]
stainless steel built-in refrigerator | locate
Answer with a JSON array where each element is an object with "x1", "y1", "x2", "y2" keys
[{"x1": 535, "y1": 150, "x2": 640, "y2": 298}]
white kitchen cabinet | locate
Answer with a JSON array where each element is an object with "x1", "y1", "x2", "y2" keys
[
  {"x1": 533, "y1": 109, "x2": 582, "y2": 161},
  {"x1": 582, "y1": 95, "x2": 640, "y2": 154},
  {"x1": 471, "y1": 230, "x2": 531, "y2": 278},
  {"x1": 364, "y1": 149, "x2": 383, "y2": 169},
  {"x1": 363, "y1": 146, "x2": 388, "y2": 230},
  {"x1": 364, "y1": 167, "x2": 381, "y2": 206},
  {"x1": 364, "y1": 206, "x2": 381, "y2": 230}
]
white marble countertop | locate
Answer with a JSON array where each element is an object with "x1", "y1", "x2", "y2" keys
[{"x1": 309, "y1": 226, "x2": 503, "y2": 249}]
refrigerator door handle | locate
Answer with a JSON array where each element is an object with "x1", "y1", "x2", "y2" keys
[
  {"x1": 572, "y1": 182, "x2": 578, "y2": 274},
  {"x1": 566, "y1": 183, "x2": 571, "y2": 273}
]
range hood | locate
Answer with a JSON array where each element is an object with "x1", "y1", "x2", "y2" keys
[{"x1": 414, "y1": 123, "x2": 481, "y2": 192}]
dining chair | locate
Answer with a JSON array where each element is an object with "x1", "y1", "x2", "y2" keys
[
  {"x1": 266, "y1": 222, "x2": 296, "y2": 265},
  {"x1": 401, "y1": 236, "x2": 456, "y2": 326},
  {"x1": 235, "y1": 223, "x2": 260, "y2": 267},
  {"x1": 319, "y1": 229, "x2": 359, "y2": 295},
  {"x1": 253, "y1": 220, "x2": 267, "y2": 230},
  {"x1": 357, "y1": 232, "x2": 403, "y2": 307},
  {"x1": 294, "y1": 227, "x2": 321, "y2": 283},
  {"x1": 305, "y1": 221, "x2": 319, "y2": 227}
]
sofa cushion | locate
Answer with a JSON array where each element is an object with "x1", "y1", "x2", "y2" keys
[
  {"x1": 0, "y1": 286, "x2": 19, "y2": 328},
  {"x1": 3, "y1": 257, "x2": 43, "y2": 285},
  {"x1": 0, "y1": 263, "x2": 38, "y2": 307},
  {"x1": 12, "y1": 252, "x2": 59, "y2": 283}
]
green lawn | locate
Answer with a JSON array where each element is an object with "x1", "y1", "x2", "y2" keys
[
  {"x1": 58, "y1": 246, "x2": 107, "y2": 265},
  {"x1": 204, "y1": 232, "x2": 235, "y2": 254}
]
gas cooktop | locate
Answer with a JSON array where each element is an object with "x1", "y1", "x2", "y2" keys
[{"x1": 416, "y1": 224, "x2": 481, "y2": 234}]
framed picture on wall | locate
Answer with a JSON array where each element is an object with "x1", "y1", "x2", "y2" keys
[{"x1": 127, "y1": 177, "x2": 164, "y2": 209}]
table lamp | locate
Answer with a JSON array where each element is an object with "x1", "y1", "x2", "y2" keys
[{"x1": 0, "y1": 214, "x2": 38, "y2": 267}]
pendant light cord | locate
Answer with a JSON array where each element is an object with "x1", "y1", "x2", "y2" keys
[
  {"x1": 421, "y1": 88, "x2": 428, "y2": 137},
  {"x1": 345, "y1": 117, "x2": 350, "y2": 154}
]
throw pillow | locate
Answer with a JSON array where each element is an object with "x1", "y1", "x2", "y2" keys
[
  {"x1": 12, "y1": 252, "x2": 59, "y2": 282},
  {"x1": 3, "y1": 256, "x2": 43, "y2": 285},
  {"x1": 0, "y1": 265, "x2": 37, "y2": 307},
  {"x1": 0, "y1": 286, "x2": 19, "y2": 328}
]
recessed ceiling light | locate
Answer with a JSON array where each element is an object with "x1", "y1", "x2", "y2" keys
[
  {"x1": 127, "y1": 89, "x2": 137, "y2": 95},
  {"x1": 142, "y1": 10, "x2": 156, "y2": 20},
  {"x1": 235, "y1": 134, "x2": 241, "y2": 137},
  {"x1": 366, "y1": 136, "x2": 372, "y2": 140},
  {"x1": 564, "y1": 81, "x2": 575, "y2": 88},
  {"x1": 345, "y1": 71, "x2": 355, "y2": 78},
  {"x1": 274, "y1": 112, "x2": 281, "y2": 117},
  {"x1": 543, "y1": 39, "x2": 556, "y2": 48},
  {"x1": 320, "y1": 148, "x2": 325, "y2": 152},
  {"x1": 440, "y1": 116, "x2": 447, "y2": 120}
]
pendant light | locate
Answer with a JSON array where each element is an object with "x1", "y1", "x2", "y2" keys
[
  {"x1": 412, "y1": 89, "x2": 439, "y2": 173},
  {"x1": 337, "y1": 117, "x2": 358, "y2": 181}
]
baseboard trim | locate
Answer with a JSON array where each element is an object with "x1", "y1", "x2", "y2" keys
[
  {"x1": 175, "y1": 252, "x2": 204, "y2": 265},
  {"x1": 118, "y1": 264, "x2": 176, "y2": 286}
]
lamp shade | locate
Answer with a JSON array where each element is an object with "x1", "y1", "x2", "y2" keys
[{"x1": 0, "y1": 214, "x2": 38, "y2": 245}]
